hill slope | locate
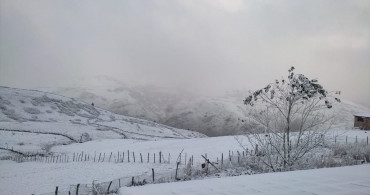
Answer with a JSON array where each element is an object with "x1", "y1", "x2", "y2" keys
[
  {"x1": 45, "y1": 77, "x2": 370, "y2": 136},
  {"x1": 0, "y1": 86, "x2": 205, "y2": 155}
]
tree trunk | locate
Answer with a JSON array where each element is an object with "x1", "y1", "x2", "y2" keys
[{"x1": 286, "y1": 101, "x2": 292, "y2": 169}]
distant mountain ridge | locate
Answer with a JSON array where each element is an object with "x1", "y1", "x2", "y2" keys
[{"x1": 37, "y1": 76, "x2": 370, "y2": 136}]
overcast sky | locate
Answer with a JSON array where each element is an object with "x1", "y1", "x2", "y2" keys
[{"x1": 1, "y1": 0, "x2": 369, "y2": 107}]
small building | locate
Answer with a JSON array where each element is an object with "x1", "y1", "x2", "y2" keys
[{"x1": 354, "y1": 113, "x2": 370, "y2": 130}]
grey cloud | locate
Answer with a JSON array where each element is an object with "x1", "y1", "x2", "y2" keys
[{"x1": 0, "y1": 0, "x2": 369, "y2": 107}]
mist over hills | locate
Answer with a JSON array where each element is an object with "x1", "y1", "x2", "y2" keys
[{"x1": 39, "y1": 76, "x2": 370, "y2": 136}]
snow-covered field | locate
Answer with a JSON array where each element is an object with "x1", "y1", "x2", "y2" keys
[
  {"x1": 1, "y1": 87, "x2": 369, "y2": 195},
  {"x1": 120, "y1": 164, "x2": 370, "y2": 195},
  {"x1": 51, "y1": 129, "x2": 369, "y2": 165},
  {"x1": 51, "y1": 136, "x2": 246, "y2": 165},
  {"x1": 0, "y1": 160, "x2": 174, "y2": 195},
  {"x1": 1, "y1": 129, "x2": 368, "y2": 195}
]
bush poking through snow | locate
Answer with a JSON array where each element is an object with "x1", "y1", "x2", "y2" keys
[
  {"x1": 24, "y1": 107, "x2": 41, "y2": 114},
  {"x1": 229, "y1": 142, "x2": 370, "y2": 173}
]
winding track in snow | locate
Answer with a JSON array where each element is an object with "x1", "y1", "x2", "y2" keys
[{"x1": 0, "y1": 128, "x2": 78, "y2": 142}]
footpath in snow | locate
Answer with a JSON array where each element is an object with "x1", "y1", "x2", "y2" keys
[{"x1": 120, "y1": 164, "x2": 370, "y2": 195}]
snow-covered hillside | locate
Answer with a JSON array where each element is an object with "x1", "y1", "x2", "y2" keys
[
  {"x1": 0, "y1": 86, "x2": 205, "y2": 156},
  {"x1": 43, "y1": 76, "x2": 370, "y2": 136}
]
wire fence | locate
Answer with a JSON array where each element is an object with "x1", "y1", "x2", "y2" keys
[{"x1": 2, "y1": 134, "x2": 368, "y2": 195}]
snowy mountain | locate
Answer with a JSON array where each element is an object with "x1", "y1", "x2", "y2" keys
[
  {"x1": 0, "y1": 86, "x2": 205, "y2": 156},
  {"x1": 40, "y1": 76, "x2": 370, "y2": 136}
]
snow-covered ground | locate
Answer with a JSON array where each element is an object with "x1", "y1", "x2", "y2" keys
[
  {"x1": 51, "y1": 136, "x2": 246, "y2": 165},
  {"x1": 1, "y1": 129, "x2": 368, "y2": 195},
  {"x1": 120, "y1": 164, "x2": 370, "y2": 195},
  {"x1": 1, "y1": 87, "x2": 369, "y2": 195},
  {"x1": 0, "y1": 86, "x2": 205, "y2": 155},
  {"x1": 51, "y1": 129, "x2": 369, "y2": 164},
  {"x1": 0, "y1": 160, "x2": 173, "y2": 195}
]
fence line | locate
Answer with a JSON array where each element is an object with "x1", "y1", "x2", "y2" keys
[
  {"x1": 3, "y1": 135, "x2": 368, "y2": 164},
  {"x1": 5, "y1": 150, "x2": 192, "y2": 165},
  {"x1": 33, "y1": 138, "x2": 369, "y2": 195}
]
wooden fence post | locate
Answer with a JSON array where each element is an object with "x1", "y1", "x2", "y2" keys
[
  {"x1": 76, "y1": 184, "x2": 80, "y2": 195},
  {"x1": 128, "y1": 150, "x2": 130, "y2": 162},
  {"x1": 55, "y1": 186, "x2": 58, "y2": 195},
  {"x1": 175, "y1": 162, "x2": 180, "y2": 180},
  {"x1": 107, "y1": 181, "x2": 112, "y2": 194},
  {"x1": 133, "y1": 152, "x2": 135, "y2": 163},
  {"x1": 152, "y1": 168, "x2": 155, "y2": 182},
  {"x1": 92, "y1": 180, "x2": 97, "y2": 195},
  {"x1": 147, "y1": 153, "x2": 149, "y2": 163},
  {"x1": 140, "y1": 153, "x2": 143, "y2": 163},
  {"x1": 185, "y1": 153, "x2": 187, "y2": 166},
  {"x1": 159, "y1": 152, "x2": 162, "y2": 163},
  {"x1": 221, "y1": 153, "x2": 223, "y2": 165},
  {"x1": 237, "y1": 151, "x2": 240, "y2": 164}
]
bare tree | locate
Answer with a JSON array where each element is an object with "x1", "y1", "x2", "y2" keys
[{"x1": 243, "y1": 66, "x2": 341, "y2": 171}]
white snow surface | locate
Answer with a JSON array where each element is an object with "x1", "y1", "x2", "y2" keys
[
  {"x1": 355, "y1": 112, "x2": 370, "y2": 118},
  {"x1": 120, "y1": 164, "x2": 370, "y2": 195},
  {"x1": 0, "y1": 160, "x2": 173, "y2": 195},
  {"x1": 51, "y1": 129, "x2": 370, "y2": 164},
  {"x1": 0, "y1": 131, "x2": 369, "y2": 195},
  {"x1": 1, "y1": 86, "x2": 370, "y2": 195},
  {"x1": 0, "y1": 86, "x2": 205, "y2": 154},
  {"x1": 51, "y1": 136, "x2": 247, "y2": 167}
]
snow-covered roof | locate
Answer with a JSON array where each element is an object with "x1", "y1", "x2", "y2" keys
[{"x1": 354, "y1": 112, "x2": 370, "y2": 118}]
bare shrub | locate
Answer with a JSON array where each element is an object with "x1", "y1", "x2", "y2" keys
[
  {"x1": 243, "y1": 67, "x2": 341, "y2": 170},
  {"x1": 234, "y1": 142, "x2": 370, "y2": 174},
  {"x1": 80, "y1": 132, "x2": 92, "y2": 142},
  {"x1": 24, "y1": 107, "x2": 41, "y2": 114}
]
